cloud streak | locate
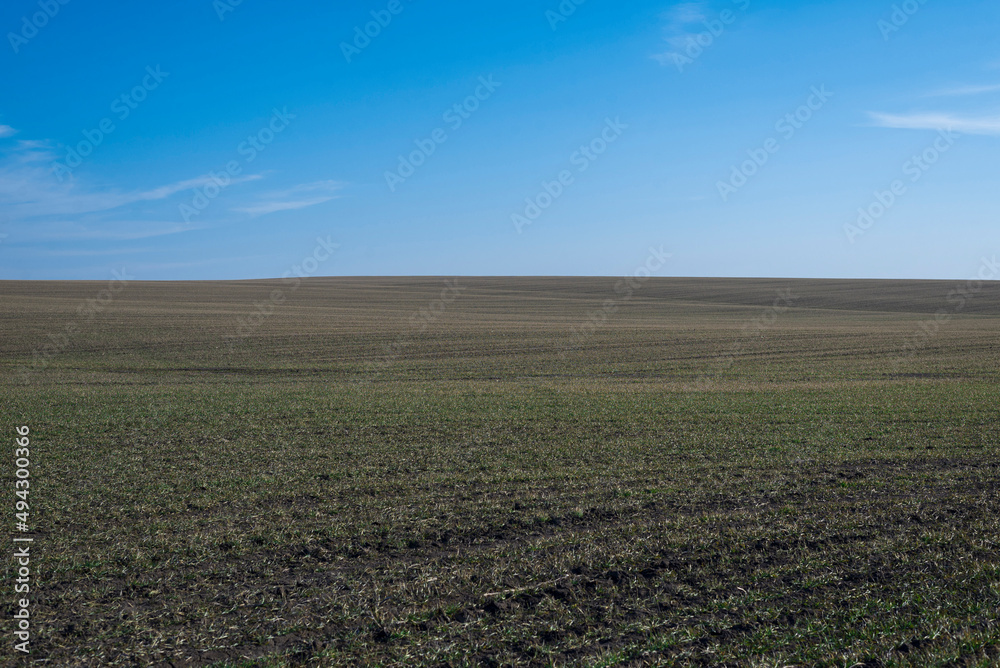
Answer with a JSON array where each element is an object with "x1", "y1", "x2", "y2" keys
[
  {"x1": 652, "y1": 2, "x2": 710, "y2": 65},
  {"x1": 0, "y1": 135, "x2": 266, "y2": 220},
  {"x1": 22, "y1": 220, "x2": 207, "y2": 242},
  {"x1": 869, "y1": 111, "x2": 1000, "y2": 135},
  {"x1": 139, "y1": 173, "x2": 263, "y2": 201},
  {"x1": 1, "y1": 130, "x2": 342, "y2": 253},
  {"x1": 923, "y1": 83, "x2": 1000, "y2": 98},
  {"x1": 232, "y1": 180, "x2": 343, "y2": 216}
]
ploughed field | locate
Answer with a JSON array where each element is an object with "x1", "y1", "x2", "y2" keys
[{"x1": 1, "y1": 277, "x2": 999, "y2": 667}]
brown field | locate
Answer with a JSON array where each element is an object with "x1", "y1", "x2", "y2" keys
[{"x1": 1, "y1": 277, "x2": 999, "y2": 666}]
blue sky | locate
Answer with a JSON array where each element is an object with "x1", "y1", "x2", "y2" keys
[{"x1": 1, "y1": 0, "x2": 998, "y2": 280}]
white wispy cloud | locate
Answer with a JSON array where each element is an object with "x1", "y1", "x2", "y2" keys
[
  {"x1": 23, "y1": 220, "x2": 207, "y2": 241},
  {"x1": 667, "y1": 2, "x2": 708, "y2": 26},
  {"x1": 33, "y1": 247, "x2": 156, "y2": 257},
  {"x1": 0, "y1": 136, "x2": 265, "y2": 219},
  {"x1": 233, "y1": 180, "x2": 343, "y2": 216},
  {"x1": 923, "y1": 83, "x2": 1000, "y2": 98},
  {"x1": 13, "y1": 139, "x2": 56, "y2": 163},
  {"x1": 0, "y1": 125, "x2": 17, "y2": 138},
  {"x1": 1, "y1": 132, "x2": 342, "y2": 250},
  {"x1": 869, "y1": 111, "x2": 1000, "y2": 135},
  {"x1": 138, "y1": 173, "x2": 262, "y2": 201},
  {"x1": 652, "y1": 2, "x2": 710, "y2": 66}
]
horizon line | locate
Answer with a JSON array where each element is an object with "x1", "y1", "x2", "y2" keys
[{"x1": 2, "y1": 275, "x2": 997, "y2": 284}]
